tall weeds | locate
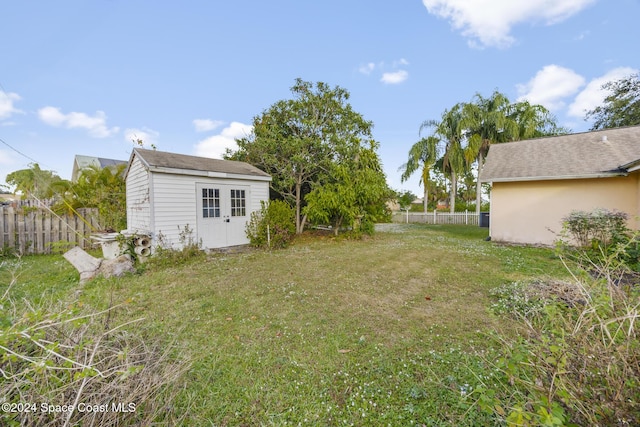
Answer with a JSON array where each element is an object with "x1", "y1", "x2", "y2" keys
[
  {"x1": 481, "y1": 219, "x2": 640, "y2": 426},
  {"x1": 0, "y1": 260, "x2": 188, "y2": 426}
]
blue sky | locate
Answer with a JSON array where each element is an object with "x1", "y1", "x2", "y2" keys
[{"x1": 1, "y1": 0, "x2": 638, "y2": 196}]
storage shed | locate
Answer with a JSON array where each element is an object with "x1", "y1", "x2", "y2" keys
[{"x1": 124, "y1": 148, "x2": 271, "y2": 250}]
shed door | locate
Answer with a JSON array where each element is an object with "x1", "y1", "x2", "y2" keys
[{"x1": 196, "y1": 183, "x2": 250, "y2": 249}]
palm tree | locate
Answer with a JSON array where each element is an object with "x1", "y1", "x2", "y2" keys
[
  {"x1": 432, "y1": 105, "x2": 466, "y2": 213},
  {"x1": 399, "y1": 135, "x2": 438, "y2": 212},
  {"x1": 401, "y1": 104, "x2": 466, "y2": 214},
  {"x1": 57, "y1": 164, "x2": 127, "y2": 230},
  {"x1": 5, "y1": 163, "x2": 67, "y2": 200},
  {"x1": 462, "y1": 92, "x2": 569, "y2": 214},
  {"x1": 509, "y1": 100, "x2": 569, "y2": 138},
  {"x1": 462, "y1": 92, "x2": 519, "y2": 213}
]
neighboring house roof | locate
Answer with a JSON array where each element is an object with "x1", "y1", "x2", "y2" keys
[
  {"x1": 480, "y1": 125, "x2": 640, "y2": 183},
  {"x1": 126, "y1": 148, "x2": 271, "y2": 180},
  {"x1": 72, "y1": 155, "x2": 127, "y2": 182}
]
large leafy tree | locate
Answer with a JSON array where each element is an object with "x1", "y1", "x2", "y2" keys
[
  {"x1": 586, "y1": 73, "x2": 640, "y2": 130},
  {"x1": 304, "y1": 140, "x2": 390, "y2": 234},
  {"x1": 5, "y1": 163, "x2": 67, "y2": 200},
  {"x1": 230, "y1": 79, "x2": 387, "y2": 234}
]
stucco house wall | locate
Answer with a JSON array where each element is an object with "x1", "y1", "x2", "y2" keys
[
  {"x1": 480, "y1": 125, "x2": 640, "y2": 246},
  {"x1": 490, "y1": 176, "x2": 639, "y2": 246}
]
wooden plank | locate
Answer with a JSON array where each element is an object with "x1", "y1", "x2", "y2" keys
[
  {"x1": 0, "y1": 207, "x2": 5, "y2": 249},
  {"x1": 17, "y1": 209, "x2": 26, "y2": 254},
  {"x1": 44, "y1": 211, "x2": 52, "y2": 253},
  {"x1": 0, "y1": 207, "x2": 99, "y2": 254},
  {"x1": 35, "y1": 210, "x2": 44, "y2": 253},
  {"x1": 6, "y1": 207, "x2": 15, "y2": 250}
]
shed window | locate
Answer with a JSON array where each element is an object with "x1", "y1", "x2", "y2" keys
[
  {"x1": 230, "y1": 189, "x2": 246, "y2": 217},
  {"x1": 202, "y1": 188, "x2": 220, "y2": 218}
]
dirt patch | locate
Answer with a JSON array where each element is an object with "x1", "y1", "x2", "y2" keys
[{"x1": 527, "y1": 278, "x2": 587, "y2": 307}]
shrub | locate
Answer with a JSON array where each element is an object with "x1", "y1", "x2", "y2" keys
[
  {"x1": 246, "y1": 200, "x2": 295, "y2": 249},
  {"x1": 562, "y1": 209, "x2": 629, "y2": 248},
  {"x1": 560, "y1": 208, "x2": 640, "y2": 272}
]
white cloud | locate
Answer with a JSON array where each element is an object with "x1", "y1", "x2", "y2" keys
[
  {"x1": 381, "y1": 70, "x2": 409, "y2": 84},
  {"x1": 359, "y1": 59, "x2": 410, "y2": 84},
  {"x1": 194, "y1": 122, "x2": 253, "y2": 159},
  {"x1": 0, "y1": 92, "x2": 24, "y2": 120},
  {"x1": 124, "y1": 127, "x2": 160, "y2": 147},
  {"x1": 38, "y1": 106, "x2": 119, "y2": 138},
  {"x1": 422, "y1": 0, "x2": 596, "y2": 48},
  {"x1": 358, "y1": 62, "x2": 376, "y2": 75},
  {"x1": 516, "y1": 65, "x2": 586, "y2": 110},
  {"x1": 568, "y1": 67, "x2": 639, "y2": 118},
  {"x1": 193, "y1": 118, "x2": 224, "y2": 132}
]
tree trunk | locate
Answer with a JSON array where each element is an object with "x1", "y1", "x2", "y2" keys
[
  {"x1": 475, "y1": 152, "x2": 485, "y2": 214},
  {"x1": 295, "y1": 181, "x2": 303, "y2": 234},
  {"x1": 422, "y1": 168, "x2": 429, "y2": 213},
  {"x1": 423, "y1": 186, "x2": 428, "y2": 213},
  {"x1": 449, "y1": 172, "x2": 457, "y2": 214}
]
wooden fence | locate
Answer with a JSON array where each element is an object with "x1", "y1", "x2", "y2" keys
[
  {"x1": 391, "y1": 211, "x2": 487, "y2": 226},
  {"x1": 0, "y1": 206, "x2": 100, "y2": 254}
]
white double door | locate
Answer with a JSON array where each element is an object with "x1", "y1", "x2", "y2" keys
[{"x1": 196, "y1": 183, "x2": 249, "y2": 249}]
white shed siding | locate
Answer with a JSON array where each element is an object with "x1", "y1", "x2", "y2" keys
[
  {"x1": 149, "y1": 173, "x2": 269, "y2": 249},
  {"x1": 150, "y1": 173, "x2": 198, "y2": 248},
  {"x1": 251, "y1": 181, "x2": 269, "y2": 211},
  {"x1": 126, "y1": 156, "x2": 151, "y2": 233},
  {"x1": 125, "y1": 149, "x2": 271, "y2": 250}
]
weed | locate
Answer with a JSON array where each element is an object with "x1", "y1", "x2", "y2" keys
[
  {"x1": 147, "y1": 225, "x2": 205, "y2": 267},
  {"x1": 480, "y1": 232, "x2": 640, "y2": 426},
  {"x1": 0, "y1": 262, "x2": 189, "y2": 426}
]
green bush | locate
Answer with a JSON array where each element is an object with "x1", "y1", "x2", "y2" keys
[
  {"x1": 560, "y1": 208, "x2": 639, "y2": 272},
  {"x1": 245, "y1": 200, "x2": 295, "y2": 249},
  {"x1": 562, "y1": 208, "x2": 629, "y2": 248}
]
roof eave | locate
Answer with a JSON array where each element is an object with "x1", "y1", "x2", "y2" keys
[
  {"x1": 480, "y1": 171, "x2": 628, "y2": 183},
  {"x1": 148, "y1": 165, "x2": 272, "y2": 181}
]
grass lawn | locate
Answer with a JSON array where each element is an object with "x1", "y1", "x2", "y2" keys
[{"x1": 1, "y1": 224, "x2": 569, "y2": 426}]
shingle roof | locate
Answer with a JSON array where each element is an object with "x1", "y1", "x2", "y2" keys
[
  {"x1": 480, "y1": 125, "x2": 640, "y2": 182},
  {"x1": 132, "y1": 148, "x2": 271, "y2": 178},
  {"x1": 72, "y1": 155, "x2": 127, "y2": 181}
]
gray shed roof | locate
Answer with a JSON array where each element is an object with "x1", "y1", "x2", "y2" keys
[
  {"x1": 480, "y1": 125, "x2": 640, "y2": 183},
  {"x1": 130, "y1": 148, "x2": 271, "y2": 179}
]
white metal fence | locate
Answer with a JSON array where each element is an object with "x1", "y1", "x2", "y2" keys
[{"x1": 391, "y1": 211, "x2": 487, "y2": 226}]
